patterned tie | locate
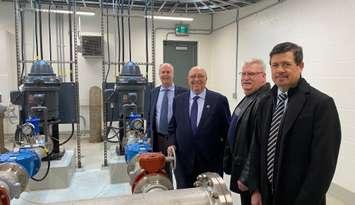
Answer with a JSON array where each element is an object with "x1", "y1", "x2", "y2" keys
[
  {"x1": 266, "y1": 92, "x2": 288, "y2": 183},
  {"x1": 190, "y1": 96, "x2": 200, "y2": 135},
  {"x1": 158, "y1": 89, "x2": 169, "y2": 135}
]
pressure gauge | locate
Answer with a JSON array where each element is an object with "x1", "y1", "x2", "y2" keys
[
  {"x1": 131, "y1": 119, "x2": 144, "y2": 130},
  {"x1": 22, "y1": 123, "x2": 34, "y2": 136}
]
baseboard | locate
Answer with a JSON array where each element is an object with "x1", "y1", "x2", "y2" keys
[{"x1": 328, "y1": 183, "x2": 355, "y2": 205}]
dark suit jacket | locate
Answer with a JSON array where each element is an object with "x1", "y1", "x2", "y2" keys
[
  {"x1": 146, "y1": 85, "x2": 187, "y2": 151},
  {"x1": 254, "y1": 78, "x2": 341, "y2": 205},
  {"x1": 224, "y1": 83, "x2": 270, "y2": 194},
  {"x1": 168, "y1": 89, "x2": 231, "y2": 187}
]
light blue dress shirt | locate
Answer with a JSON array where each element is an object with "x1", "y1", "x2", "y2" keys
[
  {"x1": 156, "y1": 84, "x2": 175, "y2": 130},
  {"x1": 189, "y1": 89, "x2": 206, "y2": 126}
]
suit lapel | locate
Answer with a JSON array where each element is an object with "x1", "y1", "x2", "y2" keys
[
  {"x1": 197, "y1": 90, "x2": 211, "y2": 130},
  {"x1": 152, "y1": 86, "x2": 160, "y2": 114},
  {"x1": 184, "y1": 93, "x2": 192, "y2": 131}
]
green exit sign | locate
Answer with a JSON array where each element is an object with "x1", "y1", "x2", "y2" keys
[{"x1": 175, "y1": 24, "x2": 189, "y2": 36}]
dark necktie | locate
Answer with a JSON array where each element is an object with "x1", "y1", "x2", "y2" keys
[
  {"x1": 266, "y1": 92, "x2": 288, "y2": 183},
  {"x1": 190, "y1": 96, "x2": 199, "y2": 135},
  {"x1": 158, "y1": 89, "x2": 169, "y2": 135}
]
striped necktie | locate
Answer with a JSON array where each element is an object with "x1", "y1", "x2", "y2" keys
[{"x1": 266, "y1": 92, "x2": 288, "y2": 183}]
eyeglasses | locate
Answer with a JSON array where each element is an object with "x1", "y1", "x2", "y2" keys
[
  {"x1": 270, "y1": 62, "x2": 295, "y2": 69},
  {"x1": 238, "y1": 72, "x2": 264, "y2": 77},
  {"x1": 189, "y1": 74, "x2": 206, "y2": 79}
]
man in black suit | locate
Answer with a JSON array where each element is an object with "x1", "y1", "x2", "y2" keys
[
  {"x1": 251, "y1": 42, "x2": 341, "y2": 205},
  {"x1": 224, "y1": 58, "x2": 270, "y2": 205},
  {"x1": 146, "y1": 63, "x2": 187, "y2": 154},
  {"x1": 167, "y1": 66, "x2": 231, "y2": 188}
]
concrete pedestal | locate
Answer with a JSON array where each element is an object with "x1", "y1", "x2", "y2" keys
[{"x1": 27, "y1": 150, "x2": 76, "y2": 191}]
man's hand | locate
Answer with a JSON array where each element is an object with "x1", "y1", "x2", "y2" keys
[
  {"x1": 237, "y1": 180, "x2": 248, "y2": 191},
  {"x1": 167, "y1": 145, "x2": 176, "y2": 156},
  {"x1": 251, "y1": 191, "x2": 262, "y2": 205}
]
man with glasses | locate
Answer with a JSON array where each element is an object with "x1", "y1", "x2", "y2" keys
[
  {"x1": 251, "y1": 42, "x2": 341, "y2": 205},
  {"x1": 224, "y1": 59, "x2": 270, "y2": 205},
  {"x1": 167, "y1": 66, "x2": 231, "y2": 188}
]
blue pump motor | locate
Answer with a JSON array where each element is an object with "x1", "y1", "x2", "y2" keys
[
  {"x1": 125, "y1": 141, "x2": 152, "y2": 162},
  {"x1": 0, "y1": 148, "x2": 41, "y2": 177}
]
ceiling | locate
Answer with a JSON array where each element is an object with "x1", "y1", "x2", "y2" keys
[{"x1": 14, "y1": 0, "x2": 265, "y2": 14}]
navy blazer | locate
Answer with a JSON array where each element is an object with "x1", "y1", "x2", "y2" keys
[
  {"x1": 146, "y1": 85, "x2": 187, "y2": 151},
  {"x1": 168, "y1": 89, "x2": 231, "y2": 179}
]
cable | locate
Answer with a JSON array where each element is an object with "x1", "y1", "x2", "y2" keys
[
  {"x1": 31, "y1": 159, "x2": 50, "y2": 181},
  {"x1": 128, "y1": 0, "x2": 132, "y2": 61},
  {"x1": 105, "y1": 7, "x2": 111, "y2": 83},
  {"x1": 38, "y1": 0, "x2": 43, "y2": 60},
  {"x1": 120, "y1": 0, "x2": 125, "y2": 63},
  {"x1": 117, "y1": 0, "x2": 121, "y2": 74},
  {"x1": 144, "y1": 0, "x2": 149, "y2": 79},
  {"x1": 48, "y1": 5, "x2": 52, "y2": 65},
  {"x1": 34, "y1": 0, "x2": 39, "y2": 59},
  {"x1": 59, "y1": 123, "x2": 75, "y2": 146}
]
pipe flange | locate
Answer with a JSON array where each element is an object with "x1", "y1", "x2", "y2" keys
[
  {"x1": 194, "y1": 172, "x2": 233, "y2": 205},
  {"x1": 0, "y1": 162, "x2": 29, "y2": 199},
  {"x1": 133, "y1": 173, "x2": 173, "y2": 194}
]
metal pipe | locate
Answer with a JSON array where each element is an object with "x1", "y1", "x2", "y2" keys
[
  {"x1": 103, "y1": 61, "x2": 153, "y2": 65},
  {"x1": 72, "y1": 0, "x2": 82, "y2": 169},
  {"x1": 20, "y1": 60, "x2": 76, "y2": 64},
  {"x1": 43, "y1": 172, "x2": 232, "y2": 205}
]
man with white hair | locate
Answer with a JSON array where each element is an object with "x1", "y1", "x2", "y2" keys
[
  {"x1": 224, "y1": 58, "x2": 270, "y2": 205},
  {"x1": 167, "y1": 66, "x2": 231, "y2": 188}
]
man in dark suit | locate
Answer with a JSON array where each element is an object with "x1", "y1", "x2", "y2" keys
[
  {"x1": 146, "y1": 63, "x2": 187, "y2": 154},
  {"x1": 224, "y1": 58, "x2": 270, "y2": 205},
  {"x1": 167, "y1": 66, "x2": 231, "y2": 189},
  {"x1": 251, "y1": 42, "x2": 341, "y2": 205}
]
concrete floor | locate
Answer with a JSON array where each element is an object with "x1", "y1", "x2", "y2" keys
[{"x1": 8, "y1": 135, "x2": 347, "y2": 205}]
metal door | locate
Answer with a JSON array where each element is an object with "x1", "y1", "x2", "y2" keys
[{"x1": 163, "y1": 41, "x2": 197, "y2": 88}]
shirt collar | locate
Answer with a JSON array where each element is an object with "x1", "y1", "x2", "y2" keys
[
  {"x1": 160, "y1": 84, "x2": 175, "y2": 91},
  {"x1": 277, "y1": 88, "x2": 288, "y2": 97},
  {"x1": 190, "y1": 88, "x2": 206, "y2": 100}
]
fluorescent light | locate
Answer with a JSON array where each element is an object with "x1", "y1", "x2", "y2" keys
[
  {"x1": 146, "y1": 15, "x2": 193, "y2": 21},
  {"x1": 36, "y1": 9, "x2": 95, "y2": 16}
]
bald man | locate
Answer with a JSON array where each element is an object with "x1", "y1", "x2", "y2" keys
[
  {"x1": 147, "y1": 63, "x2": 187, "y2": 154},
  {"x1": 167, "y1": 66, "x2": 231, "y2": 188}
]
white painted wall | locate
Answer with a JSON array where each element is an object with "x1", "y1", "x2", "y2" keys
[
  {"x1": 0, "y1": 2, "x2": 213, "y2": 133},
  {"x1": 210, "y1": 0, "x2": 355, "y2": 193}
]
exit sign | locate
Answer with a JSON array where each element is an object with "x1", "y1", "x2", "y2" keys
[{"x1": 175, "y1": 24, "x2": 189, "y2": 36}]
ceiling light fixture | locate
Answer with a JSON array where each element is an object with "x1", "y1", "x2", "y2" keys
[
  {"x1": 146, "y1": 15, "x2": 193, "y2": 21},
  {"x1": 37, "y1": 9, "x2": 95, "y2": 16}
]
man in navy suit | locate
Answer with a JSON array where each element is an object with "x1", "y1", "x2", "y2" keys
[
  {"x1": 167, "y1": 66, "x2": 231, "y2": 188},
  {"x1": 146, "y1": 63, "x2": 187, "y2": 154}
]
